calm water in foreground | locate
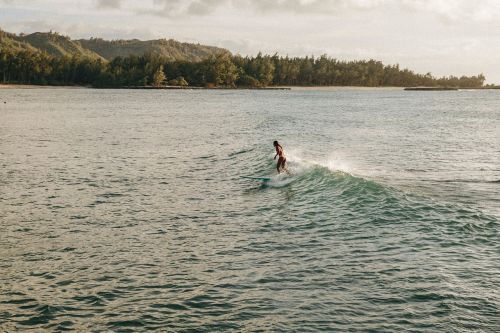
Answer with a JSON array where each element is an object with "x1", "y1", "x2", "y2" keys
[{"x1": 0, "y1": 88, "x2": 499, "y2": 332}]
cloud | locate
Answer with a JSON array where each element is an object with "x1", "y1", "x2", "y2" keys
[
  {"x1": 144, "y1": 0, "x2": 390, "y2": 16},
  {"x1": 96, "y1": 0, "x2": 122, "y2": 9},
  {"x1": 400, "y1": 0, "x2": 500, "y2": 22},
  {"x1": 135, "y1": 0, "x2": 500, "y2": 22},
  {"x1": 248, "y1": 0, "x2": 389, "y2": 13}
]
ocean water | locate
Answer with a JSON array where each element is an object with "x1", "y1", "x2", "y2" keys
[{"x1": 0, "y1": 88, "x2": 498, "y2": 332}]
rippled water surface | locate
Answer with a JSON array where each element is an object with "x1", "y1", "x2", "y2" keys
[{"x1": 1, "y1": 88, "x2": 499, "y2": 332}]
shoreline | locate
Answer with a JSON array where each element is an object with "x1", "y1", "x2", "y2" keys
[
  {"x1": 0, "y1": 84, "x2": 291, "y2": 90},
  {"x1": 1, "y1": 83, "x2": 499, "y2": 91},
  {"x1": 0, "y1": 84, "x2": 407, "y2": 91},
  {"x1": 0, "y1": 84, "x2": 87, "y2": 89}
]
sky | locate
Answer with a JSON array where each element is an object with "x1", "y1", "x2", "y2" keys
[{"x1": 1, "y1": 0, "x2": 499, "y2": 83}]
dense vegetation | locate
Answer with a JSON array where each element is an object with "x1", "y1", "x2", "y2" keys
[
  {"x1": 78, "y1": 37, "x2": 227, "y2": 62},
  {"x1": 0, "y1": 29, "x2": 486, "y2": 88}
]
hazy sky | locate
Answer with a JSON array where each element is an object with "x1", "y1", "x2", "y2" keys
[{"x1": 1, "y1": 0, "x2": 499, "y2": 82}]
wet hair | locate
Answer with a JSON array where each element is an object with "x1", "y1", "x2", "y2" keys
[{"x1": 273, "y1": 141, "x2": 278, "y2": 146}]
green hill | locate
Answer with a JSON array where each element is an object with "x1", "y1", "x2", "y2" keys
[
  {"x1": 78, "y1": 37, "x2": 228, "y2": 62},
  {"x1": 0, "y1": 28, "x2": 229, "y2": 62},
  {"x1": 0, "y1": 30, "x2": 103, "y2": 59},
  {"x1": 19, "y1": 32, "x2": 104, "y2": 59},
  {"x1": 0, "y1": 30, "x2": 38, "y2": 53}
]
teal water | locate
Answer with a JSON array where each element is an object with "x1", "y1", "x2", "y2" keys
[{"x1": 0, "y1": 88, "x2": 499, "y2": 332}]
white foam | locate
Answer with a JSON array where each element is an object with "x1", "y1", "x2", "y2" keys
[
  {"x1": 267, "y1": 173, "x2": 296, "y2": 187},
  {"x1": 284, "y1": 149, "x2": 356, "y2": 176}
]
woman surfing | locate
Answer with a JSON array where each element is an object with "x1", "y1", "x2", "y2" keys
[{"x1": 273, "y1": 141, "x2": 290, "y2": 174}]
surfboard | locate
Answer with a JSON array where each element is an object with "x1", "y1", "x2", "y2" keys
[{"x1": 241, "y1": 176, "x2": 272, "y2": 182}]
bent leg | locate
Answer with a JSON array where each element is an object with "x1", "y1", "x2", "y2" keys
[
  {"x1": 280, "y1": 158, "x2": 289, "y2": 174},
  {"x1": 277, "y1": 157, "x2": 284, "y2": 173}
]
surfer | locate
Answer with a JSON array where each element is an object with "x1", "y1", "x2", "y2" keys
[{"x1": 273, "y1": 141, "x2": 289, "y2": 174}]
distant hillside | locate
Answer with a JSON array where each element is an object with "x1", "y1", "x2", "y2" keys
[
  {"x1": 19, "y1": 32, "x2": 104, "y2": 59},
  {"x1": 0, "y1": 28, "x2": 229, "y2": 62},
  {"x1": 0, "y1": 30, "x2": 103, "y2": 59},
  {"x1": 78, "y1": 38, "x2": 229, "y2": 62},
  {"x1": 0, "y1": 30, "x2": 38, "y2": 53},
  {"x1": 0, "y1": 28, "x2": 486, "y2": 89}
]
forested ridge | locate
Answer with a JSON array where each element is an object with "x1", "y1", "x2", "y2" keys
[
  {"x1": 0, "y1": 29, "x2": 227, "y2": 61},
  {"x1": 0, "y1": 29, "x2": 486, "y2": 88}
]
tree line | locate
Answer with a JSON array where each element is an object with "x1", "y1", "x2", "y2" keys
[{"x1": 0, "y1": 48, "x2": 486, "y2": 88}]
